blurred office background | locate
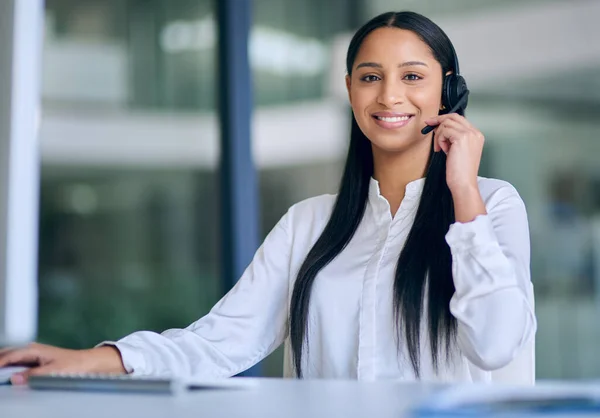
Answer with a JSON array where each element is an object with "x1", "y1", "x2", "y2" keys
[{"x1": 35, "y1": 0, "x2": 600, "y2": 379}]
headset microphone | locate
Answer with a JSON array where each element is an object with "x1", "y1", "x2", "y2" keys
[{"x1": 421, "y1": 90, "x2": 469, "y2": 135}]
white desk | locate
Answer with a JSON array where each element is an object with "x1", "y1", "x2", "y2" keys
[{"x1": 0, "y1": 378, "x2": 436, "y2": 418}]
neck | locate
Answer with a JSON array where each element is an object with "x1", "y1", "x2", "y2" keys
[{"x1": 372, "y1": 140, "x2": 431, "y2": 216}]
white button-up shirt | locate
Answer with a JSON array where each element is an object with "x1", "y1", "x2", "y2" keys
[{"x1": 106, "y1": 176, "x2": 536, "y2": 384}]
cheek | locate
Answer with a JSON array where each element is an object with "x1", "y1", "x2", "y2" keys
[
  {"x1": 408, "y1": 88, "x2": 441, "y2": 112},
  {"x1": 349, "y1": 92, "x2": 373, "y2": 131},
  {"x1": 349, "y1": 88, "x2": 368, "y2": 111}
]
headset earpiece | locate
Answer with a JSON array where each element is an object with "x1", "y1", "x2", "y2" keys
[{"x1": 441, "y1": 73, "x2": 468, "y2": 114}]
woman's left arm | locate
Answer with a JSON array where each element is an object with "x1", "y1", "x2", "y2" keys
[
  {"x1": 426, "y1": 113, "x2": 537, "y2": 371},
  {"x1": 446, "y1": 188, "x2": 536, "y2": 371}
]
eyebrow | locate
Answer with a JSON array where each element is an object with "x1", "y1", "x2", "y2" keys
[{"x1": 355, "y1": 61, "x2": 428, "y2": 70}]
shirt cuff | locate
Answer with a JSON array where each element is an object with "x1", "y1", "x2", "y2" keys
[
  {"x1": 95, "y1": 340, "x2": 146, "y2": 375},
  {"x1": 445, "y1": 214, "x2": 497, "y2": 251}
]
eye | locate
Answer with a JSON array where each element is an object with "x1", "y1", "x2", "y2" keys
[
  {"x1": 360, "y1": 74, "x2": 381, "y2": 83},
  {"x1": 404, "y1": 73, "x2": 422, "y2": 81}
]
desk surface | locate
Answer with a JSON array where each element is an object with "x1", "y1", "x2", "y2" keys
[{"x1": 0, "y1": 378, "x2": 435, "y2": 418}]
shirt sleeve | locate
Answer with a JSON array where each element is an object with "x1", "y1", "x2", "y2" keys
[
  {"x1": 445, "y1": 185, "x2": 537, "y2": 371},
  {"x1": 98, "y1": 210, "x2": 293, "y2": 378}
]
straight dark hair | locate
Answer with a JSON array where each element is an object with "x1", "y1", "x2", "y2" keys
[{"x1": 289, "y1": 11, "x2": 465, "y2": 378}]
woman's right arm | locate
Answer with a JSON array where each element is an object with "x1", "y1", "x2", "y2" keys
[{"x1": 0, "y1": 209, "x2": 294, "y2": 383}]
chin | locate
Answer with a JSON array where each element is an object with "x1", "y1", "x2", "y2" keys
[{"x1": 366, "y1": 131, "x2": 422, "y2": 154}]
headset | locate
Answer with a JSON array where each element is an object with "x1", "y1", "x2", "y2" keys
[{"x1": 421, "y1": 41, "x2": 470, "y2": 135}]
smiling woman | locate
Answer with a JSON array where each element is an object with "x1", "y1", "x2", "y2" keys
[
  {"x1": 289, "y1": 11, "x2": 534, "y2": 380},
  {"x1": 1, "y1": 11, "x2": 536, "y2": 386}
]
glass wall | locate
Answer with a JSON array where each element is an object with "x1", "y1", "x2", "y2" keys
[{"x1": 39, "y1": 0, "x2": 222, "y2": 351}]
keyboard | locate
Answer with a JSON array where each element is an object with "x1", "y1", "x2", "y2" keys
[{"x1": 27, "y1": 373, "x2": 258, "y2": 394}]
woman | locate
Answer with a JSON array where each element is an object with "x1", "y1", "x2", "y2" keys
[{"x1": 1, "y1": 11, "x2": 536, "y2": 384}]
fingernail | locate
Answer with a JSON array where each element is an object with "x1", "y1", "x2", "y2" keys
[{"x1": 11, "y1": 374, "x2": 25, "y2": 385}]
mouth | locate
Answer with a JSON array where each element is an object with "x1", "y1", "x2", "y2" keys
[{"x1": 371, "y1": 112, "x2": 415, "y2": 129}]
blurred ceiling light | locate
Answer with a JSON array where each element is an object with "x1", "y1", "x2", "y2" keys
[{"x1": 160, "y1": 17, "x2": 327, "y2": 76}]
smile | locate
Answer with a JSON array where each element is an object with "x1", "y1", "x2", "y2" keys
[
  {"x1": 371, "y1": 113, "x2": 414, "y2": 129},
  {"x1": 375, "y1": 115, "x2": 410, "y2": 122}
]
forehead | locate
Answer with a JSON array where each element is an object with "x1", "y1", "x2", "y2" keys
[{"x1": 354, "y1": 27, "x2": 438, "y2": 68}]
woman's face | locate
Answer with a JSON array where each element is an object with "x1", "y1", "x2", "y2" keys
[{"x1": 346, "y1": 28, "x2": 445, "y2": 154}]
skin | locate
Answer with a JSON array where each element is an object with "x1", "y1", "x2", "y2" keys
[
  {"x1": 346, "y1": 27, "x2": 486, "y2": 222},
  {"x1": 0, "y1": 27, "x2": 487, "y2": 386},
  {"x1": 0, "y1": 344, "x2": 125, "y2": 384}
]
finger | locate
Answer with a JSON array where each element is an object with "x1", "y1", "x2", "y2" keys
[
  {"x1": 424, "y1": 114, "x2": 458, "y2": 128},
  {"x1": 0, "y1": 342, "x2": 41, "y2": 358},
  {"x1": 433, "y1": 118, "x2": 463, "y2": 133},
  {"x1": 434, "y1": 132, "x2": 450, "y2": 154},
  {"x1": 0, "y1": 347, "x2": 40, "y2": 368},
  {"x1": 9, "y1": 373, "x2": 27, "y2": 386},
  {"x1": 434, "y1": 125, "x2": 466, "y2": 145},
  {"x1": 432, "y1": 127, "x2": 453, "y2": 153},
  {"x1": 439, "y1": 139, "x2": 449, "y2": 155},
  {"x1": 433, "y1": 135, "x2": 441, "y2": 152},
  {"x1": 11, "y1": 364, "x2": 56, "y2": 386},
  {"x1": 444, "y1": 113, "x2": 477, "y2": 131},
  {"x1": 425, "y1": 113, "x2": 471, "y2": 129},
  {"x1": 423, "y1": 116, "x2": 441, "y2": 128},
  {"x1": 434, "y1": 120, "x2": 483, "y2": 149},
  {"x1": 435, "y1": 126, "x2": 464, "y2": 154}
]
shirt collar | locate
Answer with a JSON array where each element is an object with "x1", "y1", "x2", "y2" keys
[{"x1": 368, "y1": 176, "x2": 426, "y2": 218}]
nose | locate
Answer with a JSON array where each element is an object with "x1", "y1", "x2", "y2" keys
[{"x1": 377, "y1": 78, "x2": 405, "y2": 108}]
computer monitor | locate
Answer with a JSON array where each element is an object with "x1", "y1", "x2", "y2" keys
[{"x1": 0, "y1": 0, "x2": 43, "y2": 347}]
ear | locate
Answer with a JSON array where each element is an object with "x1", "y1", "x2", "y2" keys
[
  {"x1": 440, "y1": 70, "x2": 453, "y2": 110},
  {"x1": 345, "y1": 74, "x2": 352, "y2": 103}
]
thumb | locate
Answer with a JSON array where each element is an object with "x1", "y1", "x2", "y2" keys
[{"x1": 11, "y1": 364, "x2": 56, "y2": 386}]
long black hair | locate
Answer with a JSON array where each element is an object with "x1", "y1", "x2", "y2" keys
[{"x1": 289, "y1": 11, "x2": 464, "y2": 378}]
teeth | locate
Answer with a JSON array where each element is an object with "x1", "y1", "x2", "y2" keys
[{"x1": 376, "y1": 115, "x2": 411, "y2": 122}]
